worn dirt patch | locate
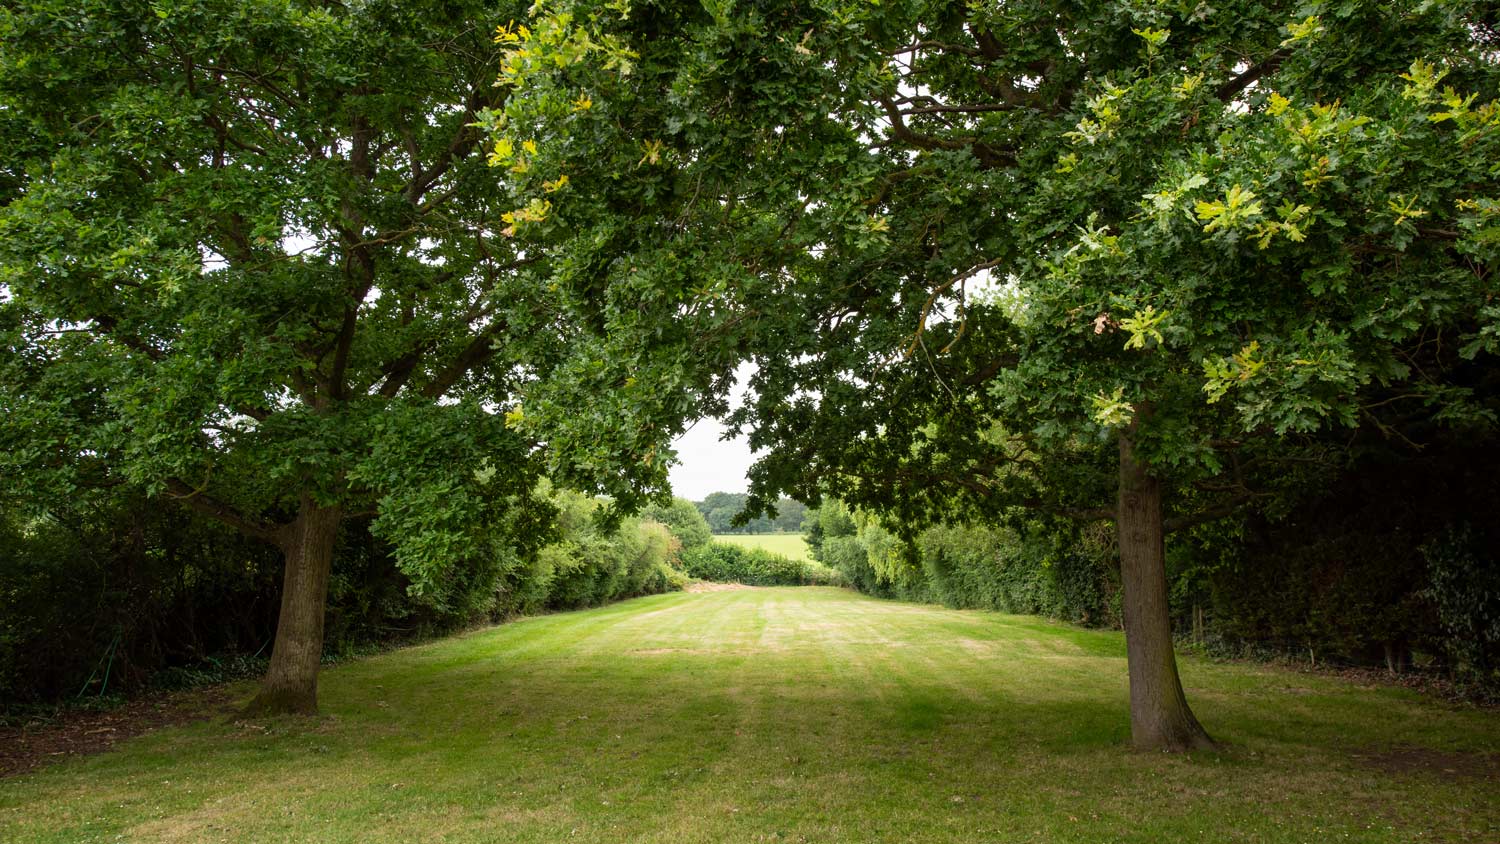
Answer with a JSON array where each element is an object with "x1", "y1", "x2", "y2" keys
[
  {"x1": 685, "y1": 581, "x2": 756, "y2": 593},
  {"x1": 955, "y1": 638, "x2": 999, "y2": 655},
  {"x1": 1353, "y1": 746, "x2": 1500, "y2": 781},
  {"x1": 0, "y1": 686, "x2": 237, "y2": 779}
]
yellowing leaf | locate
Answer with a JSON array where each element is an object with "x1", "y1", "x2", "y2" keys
[
  {"x1": 1173, "y1": 73, "x2": 1203, "y2": 99},
  {"x1": 638, "y1": 138, "x2": 665, "y2": 166},
  {"x1": 486, "y1": 137, "x2": 514, "y2": 167},
  {"x1": 1091, "y1": 387, "x2": 1134, "y2": 427},
  {"x1": 1281, "y1": 15, "x2": 1324, "y2": 47},
  {"x1": 1388, "y1": 194, "x2": 1428, "y2": 227},
  {"x1": 1196, "y1": 185, "x2": 1263, "y2": 233},
  {"x1": 1119, "y1": 305, "x2": 1169, "y2": 351},
  {"x1": 494, "y1": 20, "x2": 525, "y2": 44}
]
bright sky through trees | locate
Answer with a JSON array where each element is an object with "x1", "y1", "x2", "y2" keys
[
  {"x1": 669, "y1": 363, "x2": 756, "y2": 499},
  {"x1": 669, "y1": 418, "x2": 754, "y2": 499}
]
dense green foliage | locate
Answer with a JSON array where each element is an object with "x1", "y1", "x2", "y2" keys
[
  {"x1": 485, "y1": 0, "x2": 1499, "y2": 531},
  {"x1": 639, "y1": 497, "x2": 712, "y2": 550},
  {"x1": 519, "y1": 489, "x2": 688, "y2": 612},
  {"x1": 1423, "y1": 525, "x2": 1500, "y2": 692},
  {"x1": 0, "y1": 0, "x2": 734, "y2": 711},
  {"x1": 809, "y1": 502, "x2": 1117, "y2": 625},
  {"x1": 0, "y1": 484, "x2": 687, "y2": 707},
  {"x1": 0, "y1": 495, "x2": 279, "y2": 704},
  {"x1": 0, "y1": 0, "x2": 566, "y2": 577},
  {"x1": 680, "y1": 542, "x2": 841, "y2": 587},
  {"x1": 815, "y1": 446, "x2": 1500, "y2": 695},
  {"x1": 485, "y1": 0, "x2": 1500, "y2": 738}
]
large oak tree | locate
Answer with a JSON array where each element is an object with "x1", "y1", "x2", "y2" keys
[
  {"x1": 0, "y1": 0, "x2": 678, "y2": 715},
  {"x1": 489, "y1": 0, "x2": 1498, "y2": 750}
]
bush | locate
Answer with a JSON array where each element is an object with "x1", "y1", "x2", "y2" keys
[
  {"x1": 519, "y1": 491, "x2": 685, "y2": 611},
  {"x1": 819, "y1": 534, "x2": 885, "y2": 595},
  {"x1": 1424, "y1": 525, "x2": 1500, "y2": 695},
  {"x1": 0, "y1": 484, "x2": 686, "y2": 709},
  {"x1": 680, "y1": 542, "x2": 841, "y2": 586},
  {"x1": 640, "y1": 498, "x2": 713, "y2": 550},
  {"x1": 806, "y1": 504, "x2": 1115, "y2": 626},
  {"x1": 0, "y1": 498, "x2": 283, "y2": 705}
]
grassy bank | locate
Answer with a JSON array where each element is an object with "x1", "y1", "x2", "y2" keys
[{"x1": 1, "y1": 588, "x2": 1495, "y2": 842}]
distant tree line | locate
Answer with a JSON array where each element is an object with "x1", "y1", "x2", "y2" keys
[
  {"x1": 643, "y1": 496, "x2": 839, "y2": 584},
  {"x1": 692, "y1": 493, "x2": 807, "y2": 535}
]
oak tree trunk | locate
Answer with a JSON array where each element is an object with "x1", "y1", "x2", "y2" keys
[
  {"x1": 242, "y1": 496, "x2": 342, "y2": 716},
  {"x1": 1118, "y1": 428, "x2": 1214, "y2": 752}
]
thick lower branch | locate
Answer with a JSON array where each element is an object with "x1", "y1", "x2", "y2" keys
[
  {"x1": 420, "y1": 322, "x2": 507, "y2": 399},
  {"x1": 1163, "y1": 496, "x2": 1251, "y2": 533},
  {"x1": 164, "y1": 478, "x2": 284, "y2": 543}
]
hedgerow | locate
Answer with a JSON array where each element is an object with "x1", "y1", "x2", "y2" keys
[{"x1": 680, "y1": 542, "x2": 843, "y2": 587}]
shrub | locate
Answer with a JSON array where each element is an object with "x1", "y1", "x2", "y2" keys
[
  {"x1": 640, "y1": 498, "x2": 713, "y2": 550},
  {"x1": 680, "y1": 542, "x2": 840, "y2": 586},
  {"x1": 1424, "y1": 525, "x2": 1500, "y2": 695},
  {"x1": 806, "y1": 504, "x2": 1115, "y2": 626},
  {"x1": 0, "y1": 484, "x2": 686, "y2": 708},
  {"x1": 528, "y1": 491, "x2": 685, "y2": 610}
]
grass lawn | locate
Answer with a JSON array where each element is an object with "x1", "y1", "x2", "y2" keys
[
  {"x1": 2, "y1": 588, "x2": 1496, "y2": 843},
  {"x1": 712, "y1": 532, "x2": 811, "y2": 561}
]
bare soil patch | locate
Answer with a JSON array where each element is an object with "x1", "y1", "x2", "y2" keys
[
  {"x1": 0, "y1": 686, "x2": 236, "y2": 779},
  {"x1": 684, "y1": 581, "x2": 756, "y2": 593},
  {"x1": 1353, "y1": 746, "x2": 1500, "y2": 781}
]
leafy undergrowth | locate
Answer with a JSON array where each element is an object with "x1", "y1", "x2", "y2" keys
[
  {"x1": 682, "y1": 542, "x2": 842, "y2": 586},
  {"x1": 1, "y1": 588, "x2": 1496, "y2": 843}
]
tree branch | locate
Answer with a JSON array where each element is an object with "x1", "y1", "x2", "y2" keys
[
  {"x1": 875, "y1": 96, "x2": 1014, "y2": 168},
  {"x1": 961, "y1": 353, "x2": 1018, "y2": 386},
  {"x1": 405, "y1": 82, "x2": 503, "y2": 205},
  {"x1": 419, "y1": 321, "x2": 507, "y2": 399},
  {"x1": 884, "y1": 40, "x2": 982, "y2": 57},
  {"x1": 91, "y1": 314, "x2": 164, "y2": 361},
  {"x1": 1163, "y1": 496, "x2": 1251, "y2": 533},
  {"x1": 896, "y1": 103, "x2": 1018, "y2": 116},
  {"x1": 903, "y1": 257, "x2": 1005, "y2": 360},
  {"x1": 164, "y1": 478, "x2": 285, "y2": 544},
  {"x1": 1216, "y1": 50, "x2": 1290, "y2": 101}
]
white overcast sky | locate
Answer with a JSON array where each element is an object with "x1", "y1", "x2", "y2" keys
[
  {"x1": 667, "y1": 363, "x2": 756, "y2": 501},
  {"x1": 668, "y1": 417, "x2": 755, "y2": 500}
]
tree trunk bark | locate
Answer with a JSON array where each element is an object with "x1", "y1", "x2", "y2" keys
[
  {"x1": 1118, "y1": 425, "x2": 1214, "y2": 752},
  {"x1": 242, "y1": 496, "x2": 342, "y2": 716}
]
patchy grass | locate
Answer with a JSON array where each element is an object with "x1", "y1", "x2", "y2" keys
[
  {"x1": 1, "y1": 588, "x2": 1496, "y2": 843},
  {"x1": 712, "y1": 532, "x2": 811, "y2": 561}
]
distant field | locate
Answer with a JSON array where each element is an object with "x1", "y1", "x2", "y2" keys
[{"x1": 712, "y1": 532, "x2": 810, "y2": 561}]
